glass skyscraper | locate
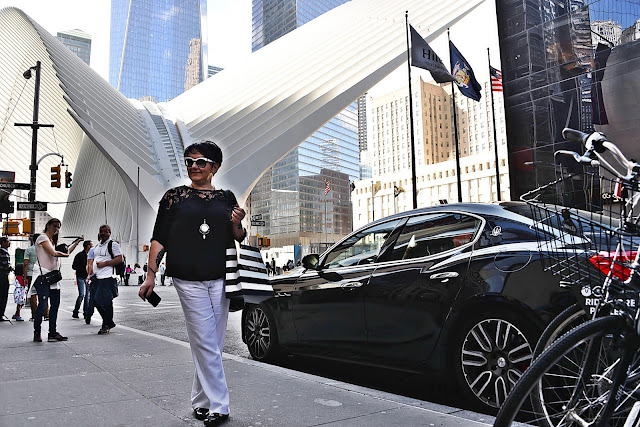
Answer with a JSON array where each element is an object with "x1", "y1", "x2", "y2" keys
[
  {"x1": 495, "y1": 0, "x2": 640, "y2": 201},
  {"x1": 252, "y1": 0, "x2": 348, "y2": 52},
  {"x1": 57, "y1": 29, "x2": 91, "y2": 65},
  {"x1": 250, "y1": 0, "x2": 359, "y2": 252},
  {"x1": 109, "y1": 0, "x2": 208, "y2": 102}
]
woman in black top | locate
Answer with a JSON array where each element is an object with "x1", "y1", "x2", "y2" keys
[{"x1": 139, "y1": 141, "x2": 245, "y2": 427}]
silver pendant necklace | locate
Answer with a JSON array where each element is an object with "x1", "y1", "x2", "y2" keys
[{"x1": 199, "y1": 219, "x2": 210, "y2": 239}]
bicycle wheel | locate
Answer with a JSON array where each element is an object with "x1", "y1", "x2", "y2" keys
[
  {"x1": 494, "y1": 315, "x2": 637, "y2": 427},
  {"x1": 533, "y1": 303, "x2": 588, "y2": 358}
]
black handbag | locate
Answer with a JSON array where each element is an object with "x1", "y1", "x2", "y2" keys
[
  {"x1": 36, "y1": 250, "x2": 62, "y2": 288},
  {"x1": 41, "y1": 269, "x2": 63, "y2": 286}
]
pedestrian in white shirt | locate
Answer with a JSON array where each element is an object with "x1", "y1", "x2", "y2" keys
[{"x1": 91, "y1": 225, "x2": 123, "y2": 335}]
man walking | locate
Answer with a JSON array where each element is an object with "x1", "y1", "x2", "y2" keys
[
  {"x1": 91, "y1": 225, "x2": 122, "y2": 335},
  {"x1": 72, "y1": 240, "x2": 92, "y2": 320},
  {"x1": 0, "y1": 236, "x2": 12, "y2": 321}
]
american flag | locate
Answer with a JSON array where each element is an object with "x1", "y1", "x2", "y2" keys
[
  {"x1": 324, "y1": 180, "x2": 331, "y2": 196},
  {"x1": 490, "y1": 66, "x2": 503, "y2": 92}
]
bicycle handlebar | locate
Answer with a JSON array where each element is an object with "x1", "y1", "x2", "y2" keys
[{"x1": 560, "y1": 127, "x2": 637, "y2": 178}]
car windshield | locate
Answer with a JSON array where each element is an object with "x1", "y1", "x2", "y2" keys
[{"x1": 324, "y1": 219, "x2": 401, "y2": 268}]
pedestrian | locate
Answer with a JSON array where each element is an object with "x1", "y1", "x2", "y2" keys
[
  {"x1": 32, "y1": 218, "x2": 83, "y2": 342},
  {"x1": 91, "y1": 225, "x2": 123, "y2": 335},
  {"x1": 265, "y1": 261, "x2": 271, "y2": 276},
  {"x1": 125, "y1": 264, "x2": 132, "y2": 286},
  {"x1": 71, "y1": 240, "x2": 92, "y2": 320},
  {"x1": 158, "y1": 262, "x2": 166, "y2": 286},
  {"x1": 270, "y1": 258, "x2": 275, "y2": 276},
  {"x1": 119, "y1": 255, "x2": 126, "y2": 285},
  {"x1": 23, "y1": 234, "x2": 47, "y2": 321},
  {"x1": 139, "y1": 140, "x2": 246, "y2": 426},
  {"x1": 0, "y1": 236, "x2": 13, "y2": 321},
  {"x1": 85, "y1": 241, "x2": 96, "y2": 324},
  {"x1": 12, "y1": 263, "x2": 25, "y2": 321}
]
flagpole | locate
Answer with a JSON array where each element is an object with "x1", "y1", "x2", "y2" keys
[
  {"x1": 405, "y1": 11, "x2": 418, "y2": 210},
  {"x1": 324, "y1": 182, "x2": 328, "y2": 249},
  {"x1": 448, "y1": 29, "x2": 463, "y2": 203},
  {"x1": 488, "y1": 48, "x2": 502, "y2": 201}
]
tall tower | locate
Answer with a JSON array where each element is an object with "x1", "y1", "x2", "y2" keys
[
  {"x1": 57, "y1": 29, "x2": 91, "y2": 65},
  {"x1": 109, "y1": 0, "x2": 208, "y2": 102},
  {"x1": 250, "y1": 0, "x2": 358, "y2": 252}
]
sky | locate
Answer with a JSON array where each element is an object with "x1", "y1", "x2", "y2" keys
[{"x1": 0, "y1": 0, "x2": 252, "y2": 81}]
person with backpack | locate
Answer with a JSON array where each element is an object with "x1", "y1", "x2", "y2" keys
[
  {"x1": 91, "y1": 225, "x2": 123, "y2": 335},
  {"x1": 139, "y1": 141, "x2": 246, "y2": 426},
  {"x1": 71, "y1": 240, "x2": 92, "y2": 320}
]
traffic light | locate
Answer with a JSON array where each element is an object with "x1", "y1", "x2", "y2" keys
[
  {"x1": 257, "y1": 237, "x2": 263, "y2": 246},
  {"x1": 65, "y1": 171, "x2": 72, "y2": 188},
  {"x1": 51, "y1": 165, "x2": 61, "y2": 188},
  {"x1": 263, "y1": 237, "x2": 270, "y2": 247}
]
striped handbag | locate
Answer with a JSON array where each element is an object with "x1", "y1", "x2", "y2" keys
[{"x1": 225, "y1": 244, "x2": 274, "y2": 308}]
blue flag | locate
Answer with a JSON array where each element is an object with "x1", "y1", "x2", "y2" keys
[{"x1": 449, "y1": 41, "x2": 482, "y2": 101}]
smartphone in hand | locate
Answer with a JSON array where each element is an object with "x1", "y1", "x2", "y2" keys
[{"x1": 146, "y1": 291, "x2": 161, "y2": 307}]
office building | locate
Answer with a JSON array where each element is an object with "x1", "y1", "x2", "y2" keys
[
  {"x1": 251, "y1": 0, "x2": 347, "y2": 52},
  {"x1": 495, "y1": 0, "x2": 640, "y2": 199},
  {"x1": 250, "y1": 0, "x2": 358, "y2": 252},
  {"x1": 352, "y1": 77, "x2": 508, "y2": 228},
  {"x1": 109, "y1": 0, "x2": 208, "y2": 102},
  {"x1": 57, "y1": 29, "x2": 91, "y2": 65}
]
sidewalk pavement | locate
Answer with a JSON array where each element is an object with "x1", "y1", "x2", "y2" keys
[{"x1": 0, "y1": 309, "x2": 496, "y2": 426}]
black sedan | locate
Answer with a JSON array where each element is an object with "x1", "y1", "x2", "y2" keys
[{"x1": 241, "y1": 202, "x2": 574, "y2": 413}]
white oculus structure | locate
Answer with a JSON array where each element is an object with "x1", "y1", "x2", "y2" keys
[{"x1": 0, "y1": 0, "x2": 485, "y2": 260}]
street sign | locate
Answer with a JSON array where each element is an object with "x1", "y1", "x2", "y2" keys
[
  {"x1": 0, "y1": 182, "x2": 30, "y2": 190},
  {"x1": 17, "y1": 201, "x2": 47, "y2": 211},
  {"x1": 251, "y1": 214, "x2": 262, "y2": 221},
  {"x1": 251, "y1": 220, "x2": 266, "y2": 226}
]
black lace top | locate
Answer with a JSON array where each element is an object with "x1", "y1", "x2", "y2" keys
[{"x1": 151, "y1": 186, "x2": 237, "y2": 281}]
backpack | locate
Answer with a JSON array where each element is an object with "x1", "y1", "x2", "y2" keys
[{"x1": 107, "y1": 240, "x2": 126, "y2": 276}]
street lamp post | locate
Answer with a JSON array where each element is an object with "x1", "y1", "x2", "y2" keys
[{"x1": 14, "y1": 61, "x2": 54, "y2": 229}]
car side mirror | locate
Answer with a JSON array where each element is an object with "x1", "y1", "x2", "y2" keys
[{"x1": 302, "y1": 254, "x2": 319, "y2": 270}]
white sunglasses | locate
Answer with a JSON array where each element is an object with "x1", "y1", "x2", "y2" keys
[{"x1": 185, "y1": 157, "x2": 215, "y2": 168}]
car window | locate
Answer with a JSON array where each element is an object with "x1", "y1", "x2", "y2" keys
[
  {"x1": 324, "y1": 220, "x2": 402, "y2": 268},
  {"x1": 388, "y1": 213, "x2": 482, "y2": 261}
]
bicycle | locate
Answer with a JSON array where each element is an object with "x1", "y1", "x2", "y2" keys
[{"x1": 494, "y1": 128, "x2": 640, "y2": 427}]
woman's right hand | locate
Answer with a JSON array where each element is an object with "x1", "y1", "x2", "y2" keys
[{"x1": 139, "y1": 276, "x2": 155, "y2": 300}]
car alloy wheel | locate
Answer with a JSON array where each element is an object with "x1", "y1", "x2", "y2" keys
[
  {"x1": 244, "y1": 305, "x2": 277, "y2": 361},
  {"x1": 460, "y1": 318, "x2": 533, "y2": 409}
]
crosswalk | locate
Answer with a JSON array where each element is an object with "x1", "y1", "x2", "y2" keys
[{"x1": 113, "y1": 300, "x2": 182, "y2": 314}]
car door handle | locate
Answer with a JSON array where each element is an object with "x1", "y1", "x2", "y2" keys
[
  {"x1": 341, "y1": 282, "x2": 363, "y2": 289},
  {"x1": 276, "y1": 292, "x2": 291, "y2": 297},
  {"x1": 429, "y1": 272, "x2": 459, "y2": 280}
]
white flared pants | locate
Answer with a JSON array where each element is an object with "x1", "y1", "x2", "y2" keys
[{"x1": 172, "y1": 278, "x2": 230, "y2": 414}]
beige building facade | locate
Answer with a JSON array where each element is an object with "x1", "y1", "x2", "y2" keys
[{"x1": 353, "y1": 77, "x2": 509, "y2": 230}]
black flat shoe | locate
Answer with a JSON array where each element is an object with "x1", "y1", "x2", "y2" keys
[
  {"x1": 193, "y1": 408, "x2": 209, "y2": 421},
  {"x1": 204, "y1": 413, "x2": 229, "y2": 426}
]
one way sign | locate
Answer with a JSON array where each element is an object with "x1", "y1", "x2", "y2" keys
[{"x1": 17, "y1": 201, "x2": 47, "y2": 211}]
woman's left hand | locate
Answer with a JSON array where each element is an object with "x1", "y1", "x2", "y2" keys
[{"x1": 231, "y1": 204, "x2": 245, "y2": 225}]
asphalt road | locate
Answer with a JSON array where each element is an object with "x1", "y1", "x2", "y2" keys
[{"x1": 47, "y1": 279, "x2": 472, "y2": 413}]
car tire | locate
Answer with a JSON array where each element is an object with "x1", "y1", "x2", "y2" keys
[
  {"x1": 452, "y1": 308, "x2": 541, "y2": 413},
  {"x1": 243, "y1": 304, "x2": 280, "y2": 362}
]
